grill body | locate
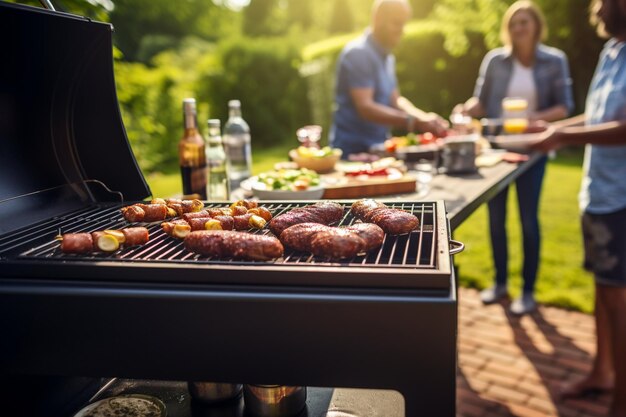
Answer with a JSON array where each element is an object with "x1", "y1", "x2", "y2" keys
[
  {"x1": 0, "y1": 201, "x2": 457, "y2": 416},
  {"x1": 0, "y1": 3, "x2": 457, "y2": 416}
]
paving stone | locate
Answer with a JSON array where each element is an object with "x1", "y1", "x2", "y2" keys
[{"x1": 456, "y1": 288, "x2": 607, "y2": 417}]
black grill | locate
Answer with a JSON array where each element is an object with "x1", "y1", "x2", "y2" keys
[
  {"x1": 5, "y1": 201, "x2": 438, "y2": 269},
  {"x1": 0, "y1": 5, "x2": 458, "y2": 416}
]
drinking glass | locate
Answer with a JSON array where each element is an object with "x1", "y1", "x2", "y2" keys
[
  {"x1": 502, "y1": 97, "x2": 528, "y2": 134},
  {"x1": 296, "y1": 125, "x2": 322, "y2": 148}
]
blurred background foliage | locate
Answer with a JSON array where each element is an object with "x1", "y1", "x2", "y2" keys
[{"x1": 9, "y1": 0, "x2": 604, "y2": 174}]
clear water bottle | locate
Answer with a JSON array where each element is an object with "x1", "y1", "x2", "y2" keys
[
  {"x1": 205, "y1": 119, "x2": 230, "y2": 201},
  {"x1": 223, "y1": 100, "x2": 252, "y2": 190}
]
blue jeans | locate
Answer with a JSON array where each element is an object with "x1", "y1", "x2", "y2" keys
[{"x1": 488, "y1": 156, "x2": 547, "y2": 294}]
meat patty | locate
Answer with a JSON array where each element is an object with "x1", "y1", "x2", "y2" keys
[
  {"x1": 269, "y1": 202, "x2": 344, "y2": 236},
  {"x1": 350, "y1": 199, "x2": 418, "y2": 235},
  {"x1": 184, "y1": 230, "x2": 284, "y2": 261}
]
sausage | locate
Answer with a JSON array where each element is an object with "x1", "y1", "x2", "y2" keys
[
  {"x1": 59, "y1": 227, "x2": 149, "y2": 253},
  {"x1": 60, "y1": 233, "x2": 93, "y2": 254},
  {"x1": 136, "y1": 204, "x2": 169, "y2": 222},
  {"x1": 188, "y1": 216, "x2": 234, "y2": 231},
  {"x1": 269, "y1": 202, "x2": 344, "y2": 236},
  {"x1": 309, "y1": 228, "x2": 366, "y2": 259},
  {"x1": 121, "y1": 205, "x2": 145, "y2": 222},
  {"x1": 350, "y1": 199, "x2": 418, "y2": 235},
  {"x1": 248, "y1": 207, "x2": 273, "y2": 222},
  {"x1": 184, "y1": 230, "x2": 284, "y2": 261},
  {"x1": 121, "y1": 204, "x2": 168, "y2": 222},
  {"x1": 183, "y1": 211, "x2": 211, "y2": 222},
  {"x1": 122, "y1": 227, "x2": 150, "y2": 246},
  {"x1": 345, "y1": 223, "x2": 385, "y2": 252},
  {"x1": 161, "y1": 219, "x2": 192, "y2": 239},
  {"x1": 279, "y1": 222, "x2": 384, "y2": 259},
  {"x1": 279, "y1": 223, "x2": 332, "y2": 252},
  {"x1": 181, "y1": 199, "x2": 204, "y2": 213},
  {"x1": 231, "y1": 205, "x2": 248, "y2": 216}
]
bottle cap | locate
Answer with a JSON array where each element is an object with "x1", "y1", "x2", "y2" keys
[
  {"x1": 183, "y1": 98, "x2": 197, "y2": 114},
  {"x1": 207, "y1": 119, "x2": 221, "y2": 129},
  {"x1": 228, "y1": 99, "x2": 241, "y2": 109}
]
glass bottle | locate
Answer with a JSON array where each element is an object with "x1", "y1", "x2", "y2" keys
[
  {"x1": 179, "y1": 98, "x2": 207, "y2": 200},
  {"x1": 205, "y1": 119, "x2": 230, "y2": 201},
  {"x1": 222, "y1": 100, "x2": 252, "y2": 190}
]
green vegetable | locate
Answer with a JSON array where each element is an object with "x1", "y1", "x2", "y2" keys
[{"x1": 256, "y1": 168, "x2": 320, "y2": 191}]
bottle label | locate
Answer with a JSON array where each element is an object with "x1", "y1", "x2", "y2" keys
[{"x1": 181, "y1": 166, "x2": 207, "y2": 200}]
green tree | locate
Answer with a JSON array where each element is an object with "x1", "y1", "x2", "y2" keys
[
  {"x1": 7, "y1": 0, "x2": 110, "y2": 21},
  {"x1": 287, "y1": 0, "x2": 313, "y2": 31},
  {"x1": 242, "y1": 0, "x2": 287, "y2": 36},
  {"x1": 109, "y1": 0, "x2": 220, "y2": 61},
  {"x1": 329, "y1": 0, "x2": 355, "y2": 34}
]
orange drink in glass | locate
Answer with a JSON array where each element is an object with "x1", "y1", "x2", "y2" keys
[{"x1": 502, "y1": 97, "x2": 528, "y2": 134}]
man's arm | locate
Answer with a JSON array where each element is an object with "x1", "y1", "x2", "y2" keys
[
  {"x1": 394, "y1": 93, "x2": 448, "y2": 136},
  {"x1": 350, "y1": 87, "x2": 409, "y2": 128}
]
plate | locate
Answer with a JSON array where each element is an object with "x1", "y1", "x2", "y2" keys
[
  {"x1": 73, "y1": 394, "x2": 166, "y2": 417},
  {"x1": 488, "y1": 133, "x2": 541, "y2": 151},
  {"x1": 245, "y1": 178, "x2": 325, "y2": 200}
]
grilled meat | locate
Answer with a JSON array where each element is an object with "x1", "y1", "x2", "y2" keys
[
  {"x1": 351, "y1": 199, "x2": 418, "y2": 235},
  {"x1": 345, "y1": 223, "x2": 385, "y2": 251},
  {"x1": 161, "y1": 219, "x2": 192, "y2": 239},
  {"x1": 187, "y1": 216, "x2": 235, "y2": 231},
  {"x1": 184, "y1": 230, "x2": 284, "y2": 261},
  {"x1": 279, "y1": 223, "x2": 332, "y2": 252},
  {"x1": 59, "y1": 227, "x2": 149, "y2": 253},
  {"x1": 60, "y1": 233, "x2": 93, "y2": 254},
  {"x1": 310, "y1": 228, "x2": 367, "y2": 259},
  {"x1": 122, "y1": 227, "x2": 150, "y2": 246},
  {"x1": 269, "y1": 202, "x2": 344, "y2": 236},
  {"x1": 121, "y1": 203, "x2": 168, "y2": 223},
  {"x1": 279, "y1": 222, "x2": 384, "y2": 259}
]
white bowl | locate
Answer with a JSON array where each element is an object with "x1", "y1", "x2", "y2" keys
[{"x1": 251, "y1": 184, "x2": 325, "y2": 200}]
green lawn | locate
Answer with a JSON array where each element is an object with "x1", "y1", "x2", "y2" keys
[
  {"x1": 145, "y1": 146, "x2": 593, "y2": 313},
  {"x1": 455, "y1": 149, "x2": 594, "y2": 313}
]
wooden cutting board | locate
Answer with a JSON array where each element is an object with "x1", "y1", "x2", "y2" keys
[{"x1": 322, "y1": 174, "x2": 417, "y2": 199}]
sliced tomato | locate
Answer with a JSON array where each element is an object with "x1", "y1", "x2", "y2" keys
[
  {"x1": 384, "y1": 139, "x2": 397, "y2": 153},
  {"x1": 420, "y1": 132, "x2": 436, "y2": 144}
]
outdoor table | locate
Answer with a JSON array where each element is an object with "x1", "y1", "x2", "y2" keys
[
  {"x1": 233, "y1": 152, "x2": 544, "y2": 231},
  {"x1": 402, "y1": 151, "x2": 544, "y2": 230}
]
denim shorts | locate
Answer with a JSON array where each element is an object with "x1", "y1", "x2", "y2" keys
[{"x1": 582, "y1": 207, "x2": 626, "y2": 287}]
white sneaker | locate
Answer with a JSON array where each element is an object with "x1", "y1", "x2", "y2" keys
[
  {"x1": 510, "y1": 293, "x2": 537, "y2": 315},
  {"x1": 480, "y1": 285, "x2": 508, "y2": 304}
]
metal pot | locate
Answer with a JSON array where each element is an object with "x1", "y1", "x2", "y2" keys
[
  {"x1": 243, "y1": 385, "x2": 307, "y2": 417},
  {"x1": 188, "y1": 382, "x2": 243, "y2": 404},
  {"x1": 439, "y1": 134, "x2": 478, "y2": 174}
]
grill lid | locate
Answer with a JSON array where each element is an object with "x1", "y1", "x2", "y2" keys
[{"x1": 0, "y1": 3, "x2": 150, "y2": 236}]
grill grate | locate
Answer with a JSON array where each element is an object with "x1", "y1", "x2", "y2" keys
[{"x1": 2, "y1": 201, "x2": 438, "y2": 270}]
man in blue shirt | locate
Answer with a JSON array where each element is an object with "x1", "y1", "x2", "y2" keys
[{"x1": 329, "y1": 0, "x2": 448, "y2": 157}]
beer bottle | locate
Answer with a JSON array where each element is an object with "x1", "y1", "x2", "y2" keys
[{"x1": 179, "y1": 98, "x2": 207, "y2": 200}]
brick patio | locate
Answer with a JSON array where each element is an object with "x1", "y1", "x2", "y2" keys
[{"x1": 457, "y1": 288, "x2": 610, "y2": 417}]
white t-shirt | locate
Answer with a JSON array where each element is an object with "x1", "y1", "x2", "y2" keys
[{"x1": 506, "y1": 60, "x2": 538, "y2": 113}]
